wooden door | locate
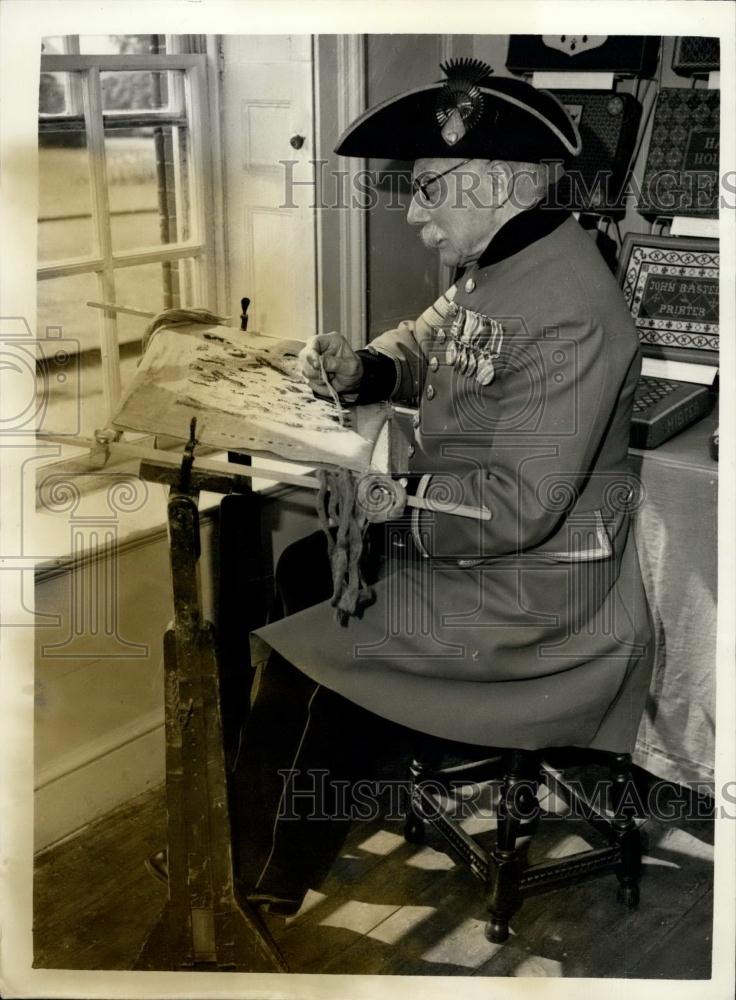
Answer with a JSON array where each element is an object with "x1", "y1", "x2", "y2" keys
[{"x1": 222, "y1": 35, "x2": 316, "y2": 340}]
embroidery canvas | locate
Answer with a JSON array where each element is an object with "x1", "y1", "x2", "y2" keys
[{"x1": 113, "y1": 322, "x2": 389, "y2": 471}]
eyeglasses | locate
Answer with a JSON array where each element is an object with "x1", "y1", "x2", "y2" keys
[{"x1": 411, "y1": 159, "x2": 471, "y2": 207}]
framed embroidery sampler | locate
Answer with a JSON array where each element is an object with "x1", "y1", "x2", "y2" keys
[{"x1": 617, "y1": 233, "x2": 719, "y2": 367}]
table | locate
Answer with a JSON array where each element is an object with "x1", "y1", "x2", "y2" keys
[{"x1": 629, "y1": 410, "x2": 718, "y2": 792}]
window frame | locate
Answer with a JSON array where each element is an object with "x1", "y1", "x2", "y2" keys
[{"x1": 38, "y1": 46, "x2": 219, "y2": 427}]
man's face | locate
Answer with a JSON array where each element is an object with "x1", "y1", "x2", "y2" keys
[{"x1": 407, "y1": 157, "x2": 498, "y2": 268}]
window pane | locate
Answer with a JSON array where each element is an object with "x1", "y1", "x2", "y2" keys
[
  {"x1": 38, "y1": 125, "x2": 96, "y2": 262},
  {"x1": 36, "y1": 271, "x2": 173, "y2": 435},
  {"x1": 37, "y1": 273, "x2": 102, "y2": 435},
  {"x1": 41, "y1": 36, "x2": 72, "y2": 55},
  {"x1": 37, "y1": 272, "x2": 100, "y2": 353},
  {"x1": 39, "y1": 73, "x2": 68, "y2": 115},
  {"x1": 39, "y1": 63, "x2": 83, "y2": 120},
  {"x1": 38, "y1": 348, "x2": 145, "y2": 436},
  {"x1": 105, "y1": 124, "x2": 192, "y2": 252},
  {"x1": 100, "y1": 70, "x2": 183, "y2": 113},
  {"x1": 39, "y1": 346, "x2": 101, "y2": 436},
  {"x1": 114, "y1": 259, "x2": 200, "y2": 345},
  {"x1": 79, "y1": 35, "x2": 168, "y2": 55}
]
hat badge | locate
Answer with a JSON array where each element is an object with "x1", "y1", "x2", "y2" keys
[
  {"x1": 442, "y1": 109, "x2": 465, "y2": 146},
  {"x1": 435, "y1": 58, "x2": 492, "y2": 148}
]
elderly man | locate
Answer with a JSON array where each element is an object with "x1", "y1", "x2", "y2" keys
[{"x1": 221, "y1": 62, "x2": 655, "y2": 917}]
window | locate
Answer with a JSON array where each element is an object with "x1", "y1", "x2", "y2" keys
[{"x1": 37, "y1": 35, "x2": 218, "y2": 437}]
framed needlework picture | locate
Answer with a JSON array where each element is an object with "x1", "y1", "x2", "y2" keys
[
  {"x1": 637, "y1": 88, "x2": 720, "y2": 218},
  {"x1": 617, "y1": 233, "x2": 720, "y2": 366}
]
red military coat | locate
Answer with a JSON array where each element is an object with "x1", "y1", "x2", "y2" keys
[{"x1": 254, "y1": 211, "x2": 654, "y2": 753}]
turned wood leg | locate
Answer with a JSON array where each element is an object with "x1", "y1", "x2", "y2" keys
[
  {"x1": 610, "y1": 752, "x2": 642, "y2": 909},
  {"x1": 486, "y1": 750, "x2": 539, "y2": 943},
  {"x1": 403, "y1": 743, "x2": 443, "y2": 845}
]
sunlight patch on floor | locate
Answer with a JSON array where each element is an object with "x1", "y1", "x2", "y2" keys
[
  {"x1": 319, "y1": 899, "x2": 397, "y2": 933},
  {"x1": 539, "y1": 785, "x2": 572, "y2": 816},
  {"x1": 420, "y1": 917, "x2": 504, "y2": 967},
  {"x1": 367, "y1": 904, "x2": 436, "y2": 944},
  {"x1": 356, "y1": 829, "x2": 405, "y2": 856},
  {"x1": 642, "y1": 854, "x2": 680, "y2": 869},
  {"x1": 292, "y1": 888, "x2": 328, "y2": 918},
  {"x1": 513, "y1": 954, "x2": 564, "y2": 976},
  {"x1": 458, "y1": 816, "x2": 495, "y2": 837},
  {"x1": 543, "y1": 833, "x2": 593, "y2": 858},
  {"x1": 405, "y1": 845, "x2": 456, "y2": 870},
  {"x1": 653, "y1": 827, "x2": 714, "y2": 863}
]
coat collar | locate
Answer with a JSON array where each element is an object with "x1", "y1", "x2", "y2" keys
[{"x1": 474, "y1": 202, "x2": 571, "y2": 270}]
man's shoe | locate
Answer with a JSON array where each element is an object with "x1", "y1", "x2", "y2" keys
[
  {"x1": 145, "y1": 849, "x2": 303, "y2": 917},
  {"x1": 145, "y1": 849, "x2": 168, "y2": 886},
  {"x1": 243, "y1": 891, "x2": 303, "y2": 918}
]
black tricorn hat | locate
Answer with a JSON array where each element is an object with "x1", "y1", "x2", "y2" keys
[{"x1": 335, "y1": 59, "x2": 581, "y2": 164}]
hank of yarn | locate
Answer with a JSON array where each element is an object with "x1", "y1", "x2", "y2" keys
[
  {"x1": 143, "y1": 307, "x2": 229, "y2": 352},
  {"x1": 316, "y1": 467, "x2": 376, "y2": 626}
]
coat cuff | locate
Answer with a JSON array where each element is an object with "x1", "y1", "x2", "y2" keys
[{"x1": 353, "y1": 347, "x2": 401, "y2": 404}]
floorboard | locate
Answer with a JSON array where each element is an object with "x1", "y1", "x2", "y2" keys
[
  {"x1": 33, "y1": 786, "x2": 167, "y2": 970},
  {"x1": 627, "y1": 889, "x2": 713, "y2": 980}
]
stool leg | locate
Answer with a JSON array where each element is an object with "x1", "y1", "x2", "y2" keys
[
  {"x1": 403, "y1": 743, "x2": 443, "y2": 845},
  {"x1": 485, "y1": 750, "x2": 539, "y2": 944},
  {"x1": 610, "y1": 752, "x2": 642, "y2": 909},
  {"x1": 404, "y1": 756, "x2": 428, "y2": 844}
]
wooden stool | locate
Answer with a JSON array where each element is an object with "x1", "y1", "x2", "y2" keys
[{"x1": 404, "y1": 747, "x2": 643, "y2": 943}]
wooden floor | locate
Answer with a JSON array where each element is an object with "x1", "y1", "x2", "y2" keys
[{"x1": 33, "y1": 772, "x2": 713, "y2": 979}]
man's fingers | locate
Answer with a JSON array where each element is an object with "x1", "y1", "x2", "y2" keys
[
  {"x1": 312, "y1": 332, "x2": 348, "y2": 356},
  {"x1": 300, "y1": 335, "x2": 349, "y2": 373},
  {"x1": 302, "y1": 351, "x2": 321, "y2": 373},
  {"x1": 319, "y1": 355, "x2": 339, "y2": 373},
  {"x1": 299, "y1": 338, "x2": 326, "y2": 379},
  {"x1": 305, "y1": 377, "x2": 333, "y2": 398},
  {"x1": 301, "y1": 353, "x2": 336, "y2": 378},
  {"x1": 299, "y1": 331, "x2": 360, "y2": 392}
]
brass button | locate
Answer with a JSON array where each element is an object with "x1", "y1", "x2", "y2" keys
[
  {"x1": 412, "y1": 413, "x2": 420, "y2": 429},
  {"x1": 464, "y1": 277, "x2": 476, "y2": 293},
  {"x1": 429, "y1": 356, "x2": 439, "y2": 372},
  {"x1": 426, "y1": 384, "x2": 435, "y2": 401}
]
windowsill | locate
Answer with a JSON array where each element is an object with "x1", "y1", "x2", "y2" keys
[{"x1": 33, "y1": 442, "x2": 315, "y2": 576}]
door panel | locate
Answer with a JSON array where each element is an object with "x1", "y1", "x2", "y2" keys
[{"x1": 223, "y1": 35, "x2": 316, "y2": 338}]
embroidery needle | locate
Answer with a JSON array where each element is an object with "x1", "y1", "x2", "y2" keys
[{"x1": 319, "y1": 353, "x2": 346, "y2": 427}]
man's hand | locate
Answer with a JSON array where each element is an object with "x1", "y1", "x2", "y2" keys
[{"x1": 299, "y1": 332, "x2": 363, "y2": 396}]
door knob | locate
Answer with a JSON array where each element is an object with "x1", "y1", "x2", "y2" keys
[{"x1": 289, "y1": 134, "x2": 305, "y2": 150}]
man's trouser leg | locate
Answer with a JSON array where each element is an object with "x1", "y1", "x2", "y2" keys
[
  {"x1": 229, "y1": 530, "x2": 403, "y2": 902},
  {"x1": 229, "y1": 651, "x2": 406, "y2": 901}
]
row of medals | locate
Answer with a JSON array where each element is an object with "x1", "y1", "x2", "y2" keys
[{"x1": 436, "y1": 305, "x2": 503, "y2": 386}]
